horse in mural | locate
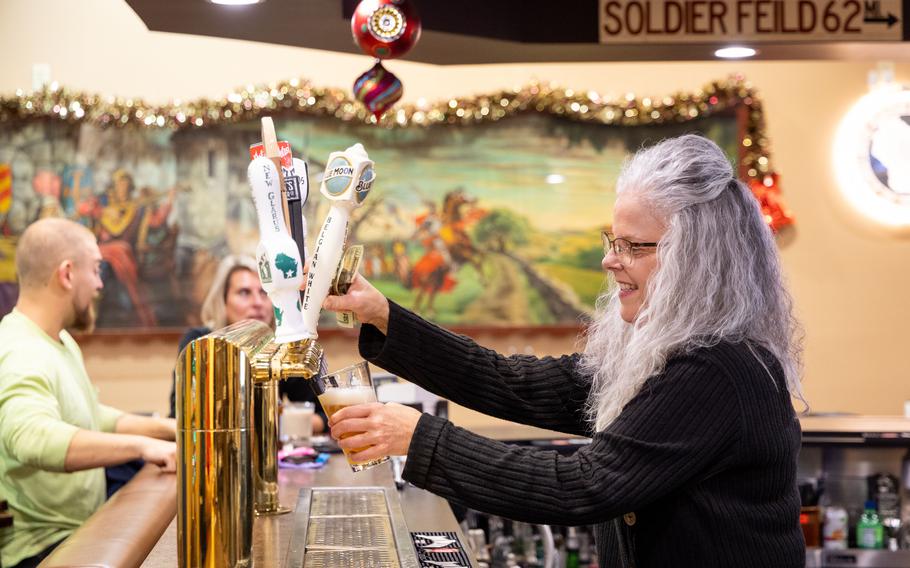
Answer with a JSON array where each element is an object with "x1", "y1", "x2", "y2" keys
[
  {"x1": 410, "y1": 188, "x2": 486, "y2": 315},
  {"x1": 439, "y1": 189, "x2": 486, "y2": 277}
]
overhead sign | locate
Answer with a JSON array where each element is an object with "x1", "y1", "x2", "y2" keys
[{"x1": 599, "y1": 0, "x2": 903, "y2": 43}]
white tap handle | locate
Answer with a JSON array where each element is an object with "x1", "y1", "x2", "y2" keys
[
  {"x1": 301, "y1": 204, "x2": 350, "y2": 335},
  {"x1": 293, "y1": 157, "x2": 310, "y2": 205},
  {"x1": 299, "y1": 144, "x2": 375, "y2": 338},
  {"x1": 248, "y1": 156, "x2": 310, "y2": 343},
  {"x1": 320, "y1": 143, "x2": 374, "y2": 204}
]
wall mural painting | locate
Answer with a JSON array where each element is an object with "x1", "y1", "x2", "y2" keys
[{"x1": 0, "y1": 76, "x2": 789, "y2": 331}]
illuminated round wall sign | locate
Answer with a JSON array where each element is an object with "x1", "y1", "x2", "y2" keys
[{"x1": 833, "y1": 88, "x2": 910, "y2": 229}]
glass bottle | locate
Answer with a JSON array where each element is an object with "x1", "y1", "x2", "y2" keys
[
  {"x1": 565, "y1": 527, "x2": 580, "y2": 568},
  {"x1": 857, "y1": 500, "x2": 884, "y2": 549}
]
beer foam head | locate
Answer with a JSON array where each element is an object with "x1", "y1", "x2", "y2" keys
[{"x1": 318, "y1": 386, "x2": 376, "y2": 407}]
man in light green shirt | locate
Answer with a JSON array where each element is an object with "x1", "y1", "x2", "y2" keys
[{"x1": 0, "y1": 218, "x2": 177, "y2": 568}]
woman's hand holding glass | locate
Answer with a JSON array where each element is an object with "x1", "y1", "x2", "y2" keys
[
  {"x1": 317, "y1": 267, "x2": 414, "y2": 461},
  {"x1": 328, "y1": 402, "x2": 422, "y2": 465}
]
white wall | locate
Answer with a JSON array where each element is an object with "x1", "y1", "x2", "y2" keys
[{"x1": 2, "y1": 0, "x2": 909, "y2": 417}]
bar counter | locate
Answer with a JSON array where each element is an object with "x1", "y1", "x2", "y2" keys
[
  {"x1": 38, "y1": 415, "x2": 567, "y2": 567},
  {"x1": 141, "y1": 452, "x2": 472, "y2": 567},
  {"x1": 40, "y1": 416, "x2": 910, "y2": 566},
  {"x1": 40, "y1": 463, "x2": 178, "y2": 567}
]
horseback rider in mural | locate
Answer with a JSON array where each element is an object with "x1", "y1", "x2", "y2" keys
[
  {"x1": 409, "y1": 188, "x2": 485, "y2": 316},
  {"x1": 439, "y1": 189, "x2": 485, "y2": 277}
]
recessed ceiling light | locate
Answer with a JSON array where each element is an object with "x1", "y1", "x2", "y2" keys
[
  {"x1": 714, "y1": 46, "x2": 757, "y2": 59},
  {"x1": 208, "y1": 0, "x2": 265, "y2": 5}
]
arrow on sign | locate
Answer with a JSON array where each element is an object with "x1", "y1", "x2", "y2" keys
[{"x1": 864, "y1": 13, "x2": 900, "y2": 27}]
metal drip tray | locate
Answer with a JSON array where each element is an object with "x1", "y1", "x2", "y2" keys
[
  {"x1": 287, "y1": 487, "x2": 419, "y2": 568},
  {"x1": 307, "y1": 515, "x2": 395, "y2": 549},
  {"x1": 301, "y1": 548, "x2": 400, "y2": 568},
  {"x1": 310, "y1": 488, "x2": 389, "y2": 517}
]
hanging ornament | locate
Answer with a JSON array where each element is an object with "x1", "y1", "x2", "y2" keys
[
  {"x1": 350, "y1": 0, "x2": 420, "y2": 119},
  {"x1": 353, "y1": 61, "x2": 403, "y2": 120},
  {"x1": 351, "y1": 0, "x2": 422, "y2": 60}
]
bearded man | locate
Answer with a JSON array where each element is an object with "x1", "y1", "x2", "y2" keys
[{"x1": 0, "y1": 218, "x2": 177, "y2": 568}]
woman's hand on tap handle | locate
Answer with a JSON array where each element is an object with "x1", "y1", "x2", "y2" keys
[{"x1": 319, "y1": 273, "x2": 390, "y2": 334}]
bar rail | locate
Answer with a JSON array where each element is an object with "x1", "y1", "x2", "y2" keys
[{"x1": 39, "y1": 464, "x2": 177, "y2": 568}]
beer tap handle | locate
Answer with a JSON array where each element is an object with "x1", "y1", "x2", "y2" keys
[
  {"x1": 300, "y1": 144, "x2": 374, "y2": 338},
  {"x1": 292, "y1": 156, "x2": 311, "y2": 263},
  {"x1": 260, "y1": 118, "x2": 292, "y2": 235},
  {"x1": 251, "y1": 125, "x2": 311, "y2": 282},
  {"x1": 248, "y1": 157, "x2": 310, "y2": 343}
]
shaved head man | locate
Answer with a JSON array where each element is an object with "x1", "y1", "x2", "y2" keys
[
  {"x1": 0, "y1": 218, "x2": 177, "y2": 568},
  {"x1": 15, "y1": 218, "x2": 102, "y2": 333}
]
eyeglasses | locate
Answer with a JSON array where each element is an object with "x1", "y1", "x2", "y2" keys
[{"x1": 601, "y1": 231, "x2": 659, "y2": 266}]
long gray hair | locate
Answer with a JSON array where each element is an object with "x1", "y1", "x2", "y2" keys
[{"x1": 580, "y1": 134, "x2": 804, "y2": 431}]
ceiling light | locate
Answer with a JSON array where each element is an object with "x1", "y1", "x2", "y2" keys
[
  {"x1": 208, "y1": 0, "x2": 265, "y2": 5},
  {"x1": 714, "y1": 46, "x2": 756, "y2": 59},
  {"x1": 545, "y1": 174, "x2": 565, "y2": 185}
]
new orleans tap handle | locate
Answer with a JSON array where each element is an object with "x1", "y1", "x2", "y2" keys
[
  {"x1": 248, "y1": 156, "x2": 310, "y2": 343},
  {"x1": 300, "y1": 143, "x2": 375, "y2": 337}
]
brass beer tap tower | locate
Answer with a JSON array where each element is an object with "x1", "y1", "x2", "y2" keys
[{"x1": 176, "y1": 119, "x2": 375, "y2": 567}]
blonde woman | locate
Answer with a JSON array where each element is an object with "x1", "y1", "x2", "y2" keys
[{"x1": 168, "y1": 255, "x2": 326, "y2": 432}]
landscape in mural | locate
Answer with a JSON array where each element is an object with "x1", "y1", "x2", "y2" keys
[{"x1": 0, "y1": 112, "x2": 738, "y2": 329}]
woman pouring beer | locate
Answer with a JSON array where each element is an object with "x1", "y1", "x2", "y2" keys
[{"x1": 323, "y1": 135, "x2": 806, "y2": 568}]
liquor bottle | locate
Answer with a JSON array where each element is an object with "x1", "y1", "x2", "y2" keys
[
  {"x1": 857, "y1": 500, "x2": 884, "y2": 549},
  {"x1": 467, "y1": 528, "x2": 491, "y2": 568},
  {"x1": 565, "y1": 527, "x2": 580, "y2": 568},
  {"x1": 823, "y1": 506, "x2": 848, "y2": 549},
  {"x1": 578, "y1": 528, "x2": 592, "y2": 566},
  {"x1": 868, "y1": 472, "x2": 901, "y2": 549}
]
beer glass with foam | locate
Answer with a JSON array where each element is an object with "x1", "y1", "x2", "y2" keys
[{"x1": 316, "y1": 360, "x2": 389, "y2": 472}]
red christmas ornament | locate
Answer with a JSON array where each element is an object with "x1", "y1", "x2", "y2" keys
[
  {"x1": 351, "y1": 0, "x2": 421, "y2": 60},
  {"x1": 353, "y1": 61, "x2": 403, "y2": 120},
  {"x1": 748, "y1": 172, "x2": 794, "y2": 232}
]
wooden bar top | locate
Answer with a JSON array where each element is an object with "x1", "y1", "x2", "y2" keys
[
  {"x1": 799, "y1": 414, "x2": 910, "y2": 433},
  {"x1": 459, "y1": 414, "x2": 910, "y2": 442}
]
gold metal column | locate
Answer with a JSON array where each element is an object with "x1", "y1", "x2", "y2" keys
[
  {"x1": 176, "y1": 320, "x2": 273, "y2": 568},
  {"x1": 251, "y1": 341, "x2": 287, "y2": 516}
]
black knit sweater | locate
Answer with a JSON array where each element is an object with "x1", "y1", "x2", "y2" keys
[{"x1": 359, "y1": 302, "x2": 805, "y2": 568}]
